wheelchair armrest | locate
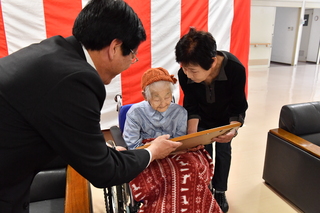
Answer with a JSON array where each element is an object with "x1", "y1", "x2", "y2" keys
[{"x1": 110, "y1": 126, "x2": 128, "y2": 149}]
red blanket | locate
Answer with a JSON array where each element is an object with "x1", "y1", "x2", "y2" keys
[{"x1": 130, "y1": 149, "x2": 222, "y2": 213}]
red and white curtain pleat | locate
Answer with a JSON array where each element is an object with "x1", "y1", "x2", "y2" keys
[{"x1": 0, "y1": 0, "x2": 250, "y2": 129}]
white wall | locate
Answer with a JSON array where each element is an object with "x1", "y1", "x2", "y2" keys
[
  {"x1": 271, "y1": 7, "x2": 300, "y2": 64},
  {"x1": 299, "y1": 9, "x2": 313, "y2": 62},
  {"x1": 252, "y1": 0, "x2": 320, "y2": 8},
  {"x1": 249, "y1": 6, "x2": 276, "y2": 68},
  {"x1": 251, "y1": 0, "x2": 320, "y2": 66},
  {"x1": 307, "y1": 8, "x2": 320, "y2": 62}
]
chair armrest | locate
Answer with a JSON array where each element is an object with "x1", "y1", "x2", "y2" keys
[
  {"x1": 64, "y1": 165, "x2": 92, "y2": 213},
  {"x1": 110, "y1": 125, "x2": 128, "y2": 148},
  {"x1": 270, "y1": 128, "x2": 320, "y2": 158}
]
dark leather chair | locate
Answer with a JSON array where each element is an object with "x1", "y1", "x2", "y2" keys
[
  {"x1": 263, "y1": 101, "x2": 320, "y2": 213},
  {"x1": 30, "y1": 157, "x2": 67, "y2": 212},
  {"x1": 29, "y1": 157, "x2": 92, "y2": 213}
]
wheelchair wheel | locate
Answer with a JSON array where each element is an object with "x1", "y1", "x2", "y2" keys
[
  {"x1": 104, "y1": 186, "x2": 119, "y2": 213},
  {"x1": 104, "y1": 184, "x2": 131, "y2": 213}
]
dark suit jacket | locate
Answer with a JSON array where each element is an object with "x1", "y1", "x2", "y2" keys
[{"x1": 0, "y1": 36, "x2": 150, "y2": 213}]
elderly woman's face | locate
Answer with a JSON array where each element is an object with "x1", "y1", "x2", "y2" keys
[{"x1": 147, "y1": 83, "x2": 172, "y2": 113}]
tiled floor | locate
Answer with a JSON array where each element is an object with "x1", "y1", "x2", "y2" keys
[
  {"x1": 92, "y1": 62, "x2": 320, "y2": 213},
  {"x1": 226, "y1": 62, "x2": 320, "y2": 213}
]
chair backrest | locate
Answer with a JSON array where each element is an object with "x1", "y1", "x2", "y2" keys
[
  {"x1": 118, "y1": 104, "x2": 133, "y2": 132},
  {"x1": 279, "y1": 101, "x2": 320, "y2": 135},
  {"x1": 30, "y1": 157, "x2": 67, "y2": 212},
  {"x1": 30, "y1": 157, "x2": 92, "y2": 213},
  {"x1": 30, "y1": 157, "x2": 67, "y2": 203},
  {"x1": 279, "y1": 101, "x2": 320, "y2": 146}
]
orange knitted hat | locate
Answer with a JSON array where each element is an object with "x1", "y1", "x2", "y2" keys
[{"x1": 141, "y1": 67, "x2": 177, "y2": 90}]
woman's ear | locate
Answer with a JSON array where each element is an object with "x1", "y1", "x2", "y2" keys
[
  {"x1": 142, "y1": 91, "x2": 147, "y2": 101},
  {"x1": 211, "y1": 56, "x2": 217, "y2": 68}
]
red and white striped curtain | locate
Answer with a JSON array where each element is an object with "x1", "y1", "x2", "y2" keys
[{"x1": 0, "y1": 0, "x2": 250, "y2": 129}]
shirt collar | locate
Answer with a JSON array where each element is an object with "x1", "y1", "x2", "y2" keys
[
  {"x1": 144, "y1": 101, "x2": 167, "y2": 120},
  {"x1": 82, "y1": 45, "x2": 97, "y2": 70},
  {"x1": 216, "y1": 51, "x2": 228, "y2": 80}
]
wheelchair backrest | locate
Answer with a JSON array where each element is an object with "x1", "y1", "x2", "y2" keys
[{"x1": 119, "y1": 104, "x2": 133, "y2": 132}]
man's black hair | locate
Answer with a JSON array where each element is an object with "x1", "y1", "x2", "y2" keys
[{"x1": 73, "y1": 0, "x2": 146, "y2": 55}]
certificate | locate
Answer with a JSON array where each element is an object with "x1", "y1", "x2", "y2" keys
[{"x1": 137, "y1": 122, "x2": 241, "y2": 152}]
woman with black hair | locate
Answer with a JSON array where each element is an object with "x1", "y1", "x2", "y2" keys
[{"x1": 175, "y1": 28, "x2": 248, "y2": 213}]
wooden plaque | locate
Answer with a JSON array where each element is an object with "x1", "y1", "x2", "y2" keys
[{"x1": 138, "y1": 122, "x2": 241, "y2": 152}]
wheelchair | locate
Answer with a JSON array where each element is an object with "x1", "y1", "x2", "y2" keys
[
  {"x1": 105, "y1": 94, "x2": 217, "y2": 213},
  {"x1": 103, "y1": 95, "x2": 139, "y2": 213}
]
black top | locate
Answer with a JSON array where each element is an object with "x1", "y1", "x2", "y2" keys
[{"x1": 178, "y1": 51, "x2": 248, "y2": 129}]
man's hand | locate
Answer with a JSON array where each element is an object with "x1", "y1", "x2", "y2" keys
[{"x1": 146, "y1": 134, "x2": 182, "y2": 161}]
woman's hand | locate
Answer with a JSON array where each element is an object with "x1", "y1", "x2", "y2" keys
[
  {"x1": 106, "y1": 140, "x2": 127, "y2": 151},
  {"x1": 211, "y1": 128, "x2": 238, "y2": 143},
  {"x1": 115, "y1": 146, "x2": 127, "y2": 151}
]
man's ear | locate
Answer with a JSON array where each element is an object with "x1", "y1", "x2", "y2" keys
[
  {"x1": 142, "y1": 91, "x2": 147, "y2": 101},
  {"x1": 108, "y1": 39, "x2": 123, "y2": 60}
]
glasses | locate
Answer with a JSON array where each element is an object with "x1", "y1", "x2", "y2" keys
[{"x1": 130, "y1": 49, "x2": 139, "y2": 64}]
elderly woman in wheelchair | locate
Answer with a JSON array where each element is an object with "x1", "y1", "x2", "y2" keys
[{"x1": 122, "y1": 67, "x2": 222, "y2": 213}]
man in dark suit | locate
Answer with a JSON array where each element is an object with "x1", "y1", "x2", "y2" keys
[{"x1": 0, "y1": 0, "x2": 181, "y2": 212}]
